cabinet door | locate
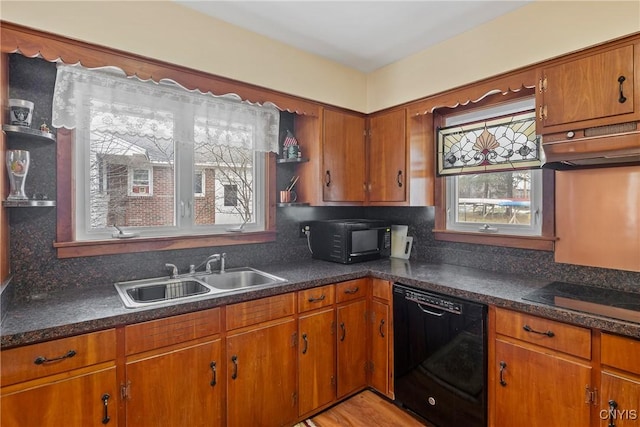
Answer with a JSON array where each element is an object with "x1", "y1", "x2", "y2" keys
[
  {"x1": 368, "y1": 109, "x2": 406, "y2": 202},
  {"x1": 370, "y1": 300, "x2": 391, "y2": 397},
  {"x1": 336, "y1": 299, "x2": 367, "y2": 398},
  {"x1": 323, "y1": 109, "x2": 366, "y2": 202},
  {"x1": 600, "y1": 372, "x2": 640, "y2": 427},
  {"x1": 125, "y1": 339, "x2": 222, "y2": 427},
  {"x1": 298, "y1": 308, "x2": 336, "y2": 416},
  {"x1": 494, "y1": 339, "x2": 591, "y2": 427},
  {"x1": 540, "y1": 44, "x2": 635, "y2": 129},
  {"x1": 227, "y1": 318, "x2": 297, "y2": 427},
  {"x1": 1, "y1": 366, "x2": 118, "y2": 427}
]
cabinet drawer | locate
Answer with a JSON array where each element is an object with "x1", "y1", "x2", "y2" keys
[
  {"x1": 298, "y1": 285, "x2": 335, "y2": 312},
  {"x1": 125, "y1": 307, "x2": 221, "y2": 355},
  {"x1": 1, "y1": 329, "x2": 116, "y2": 386},
  {"x1": 601, "y1": 333, "x2": 640, "y2": 375},
  {"x1": 227, "y1": 293, "x2": 295, "y2": 330},
  {"x1": 495, "y1": 308, "x2": 591, "y2": 359},
  {"x1": 336, "y1": 278, "x2": 368, "y2": 303}
]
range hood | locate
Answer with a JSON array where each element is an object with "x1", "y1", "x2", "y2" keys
[{"x1": 542, "y1": 121, "x2": 640, "y2": 170}]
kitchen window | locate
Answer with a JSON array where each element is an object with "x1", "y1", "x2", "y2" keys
[
  {"x1": 434, "y1": 96, "x2": 554, "y2": 249},
  {"x1": 52, "y1": 64, "x2": 279, "y2": 242}
]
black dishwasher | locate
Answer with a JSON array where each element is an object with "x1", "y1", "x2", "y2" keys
[{"x1": 393, "y1": 283, "x2": 487, "y2": 427}]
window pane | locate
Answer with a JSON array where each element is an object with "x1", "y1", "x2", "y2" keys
[
  {"x1": 193, "y1": 119, "x2": 255, "y2": 226},
  {"x1": 454, "y1": 171, "x2": 534, "y2": 226},
  {"x1": 88, "y1": 102, "x2": 175, "y2": 230}
]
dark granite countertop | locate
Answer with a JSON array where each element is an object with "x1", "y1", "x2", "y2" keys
[{"x1": 2, "y1": 259, "x2": 639, "y2": 349}]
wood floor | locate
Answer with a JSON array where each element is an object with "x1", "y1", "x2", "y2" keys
[{"x1": 307, "y1": 390, "x2": 430, "y2": 427}]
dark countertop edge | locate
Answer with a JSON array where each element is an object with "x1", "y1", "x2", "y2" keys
[{"x1": 1, "y1": 260, "x2": 639, "y2": 348}]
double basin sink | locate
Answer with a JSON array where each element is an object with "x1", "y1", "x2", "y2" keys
[{"x1": 114, "y1": 267, "x2": 287, "y2": 309}]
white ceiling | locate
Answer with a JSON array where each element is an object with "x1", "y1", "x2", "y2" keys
[{"x1": 176, "y1": 1, "x2": 532, "y2": 72}]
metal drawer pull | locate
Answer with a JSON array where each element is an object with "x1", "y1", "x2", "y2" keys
[
  {"x1": 339, "y1": 322, "x2": 346, "y2": 341},
  {"x1": 231, "y1": 355, "x2": 238, "y2": 380},
  {"x1": 344, "y1": 287, "x2": 359, "y2": 295},
  {"x1": 379, "y1": 319, "x2": 385, "y2": 338},
  {"x1": 302, "y1": 333, "x2": 308, "y2": 354},
  {"x1": 618, "y1": 76, "x2": 627, "y2": 103},
  {"x1": 523, "y1": 324, "x2": 555, "y2": 337},
  {"x1": 101, "y1": 393, "x2": 111, "y2": 424},
  {"x1": 308, "y1": 294, "x2": 326, "y2": 303},
  {"x1": 34, "y1": 349, "x2": 77, "y2": 365},
  {"x1": 325, "y1": 170, "x2": 331, "y2": 187},
  {"x1": 608, "y1": 400, "x2": 618, "y2": 427},
  {"x1": 499, "y1": 361, "x2": 507, "y2": 387},
  {"x1": 209, "y1": 361, "x2": 217, "y2": 386},
  {"x1": 397, "y1": 170, "x2": 403, "y2": 187}
]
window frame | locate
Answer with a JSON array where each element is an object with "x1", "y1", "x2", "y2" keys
[
  {"x1": 432, "y1": 91, "x2": 556, "y2": 251},
  {"x1": 54, "y1": 128, "x2": 277, "y2": 258},
  {"x1": 128, "y1": 167, "x2": 153, "y2": 197},
  {"x1": 194, "y1": 169, "x2": 205, "y2": 198}
]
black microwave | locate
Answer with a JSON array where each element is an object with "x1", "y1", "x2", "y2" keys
[{"x1": 309, "y1": 219, "x2": 391, "y2": 264}]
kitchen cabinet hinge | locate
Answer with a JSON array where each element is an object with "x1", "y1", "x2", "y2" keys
[
  {"x1": 538, "y1": 76, "x2": 548, "y2": 92},
  {"x1": 585, "y1": 385, "x2": 598, "y2": 405},
  {"x1": 121, "y1": 380, "x2": 131, "y2": 400}
]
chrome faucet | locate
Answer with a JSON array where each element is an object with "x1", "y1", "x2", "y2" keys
[
  {"x1": 204, "y1": 252, "x2": 227, "y2": 274},
  {"x1": 205, "y1": 254, "x2": 220, "y2": 274},
  {"x1": 165, "y1": 263, "x2": 178, "y2": 278}
]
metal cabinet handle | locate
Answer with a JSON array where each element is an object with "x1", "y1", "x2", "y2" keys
[
  {"x1": 608, "y1": 400, "x2": 618, "y2": 427},
  {"x1": 397, "y1": 170, "x2": 403, "y2": 187},
  {"x1": 344, "y1": 286, "x2": 359, "y2": 295},
  {"x1": 379, "y1": 319, "x2": 385, "y2": 338},
  {"x1": 325, "y1": 170, "x2": 331, "y2": 187},
  {"x1": 499, "y1": 361, "x2": 507, "y2": 387},
  {"x1": 618, "y1": 76, "x2": 627, "y2": 103},
  {"x1": 34, "y1": 349, "x2": 77, "y2": 365},
  {"x1": 301, "y1": 333, "x2": 308, "y2": 354},
  {"x1": 210, "y1": 361, "x2": 217, "y2": 386},
  {"x1": 101, "y1": 393, "x2": 111, "y2": 424},
  {"x1": 231, "y1": 355, "x2": 238, "y2": 380},
  {"x1": 523, "y1": 324, "x2": 555, "y2": 337},
  {"x1": 308, "y1": 294, "x2": 326, "y2": 303},
  {"x1": 339, "y1": 322, "x2": 346, "y2": 342}
]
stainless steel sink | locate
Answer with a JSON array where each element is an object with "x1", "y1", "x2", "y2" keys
[
  {"x1": 114, "y1": 276, "x2": 218, "y2": 308},
  {"x1": 114, "y1": 267, "x2": 286, "y2": 308},
  {"x1": 195, "y1": 267, "x2": 287, "y2": 290}
]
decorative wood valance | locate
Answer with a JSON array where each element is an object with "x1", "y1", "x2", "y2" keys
[
  {"x1": 406, "y1": 69, "x2": 537, "y2": 117},
  {"x1": 0, "y1": 21, "x2": 322, "y2": 117}
]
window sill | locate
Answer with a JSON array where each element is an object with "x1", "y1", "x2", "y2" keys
[
  {"x1": 53, "y1": 231, "x2": 276, "y2": 259},
  {"x1": 433, "y1": 229, "x2": 556, "y2": 251}
]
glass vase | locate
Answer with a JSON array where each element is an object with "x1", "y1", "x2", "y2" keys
[{"x1": 6, "y1": 150, "x2": 30, "y2": 200}]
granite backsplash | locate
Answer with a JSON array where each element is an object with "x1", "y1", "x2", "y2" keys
[{"x1": 4, "y1": 54, "x2": 639, "y2": 302}]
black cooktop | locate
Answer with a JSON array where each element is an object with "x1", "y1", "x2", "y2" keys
[{"x1": 522, "y1": 281, "x2": 640, "y2": 323}]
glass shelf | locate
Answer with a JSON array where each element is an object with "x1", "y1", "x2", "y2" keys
[
  {"x1": 276, "y1": 202, "x2": 310, "y2": 207},
  {"x1": 276, "y1": 157, "x2": 309, "y2": 164},
  {"x1": 2, "y1": 124, "x2": 56, "y2": 142},
  {"x1": 2, "y1": 199, "x2": 56, "y2": 207}
]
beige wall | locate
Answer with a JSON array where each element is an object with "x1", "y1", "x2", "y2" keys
[
  {"x1": 0, "y1": 0, "x2": 368, "y2": 111},
  {"x1": 367, "y1": 1, "x2": 640, "y2": 112},
  {"x1": 1, "y1": 1, "x2": 639, "y2": 113}
]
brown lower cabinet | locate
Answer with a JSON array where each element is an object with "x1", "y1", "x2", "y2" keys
[{"x1": 1, "y1": 329, "x2": 118, "y2": 427}]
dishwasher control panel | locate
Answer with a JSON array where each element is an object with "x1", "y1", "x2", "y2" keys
[{"x1": 403, "y1": 289, "x2": 463, "y2": 315}]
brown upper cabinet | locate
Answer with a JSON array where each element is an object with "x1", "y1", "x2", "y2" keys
[
  {"x1": 322, "y1": 109, "x2": 367, "y2": 203},
  {"x1": 536, "y1": 39, "x2": 639, "y2": 134},
  {"x1": 367, "y1": 109, "x2": 407, "y2": 203}
]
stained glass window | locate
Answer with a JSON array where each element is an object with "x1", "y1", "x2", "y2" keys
[{"x1": 437, "y1": 110, "x2": 541, "y2": 175}]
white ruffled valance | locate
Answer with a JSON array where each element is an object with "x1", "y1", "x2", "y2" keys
[{"x1": 52, "y1": 64, "x2": 280, "y2": 153}]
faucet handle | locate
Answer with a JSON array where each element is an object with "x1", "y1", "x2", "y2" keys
[{"x1": 165, "y1": 263, "x2": 178, "y2": 278}]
